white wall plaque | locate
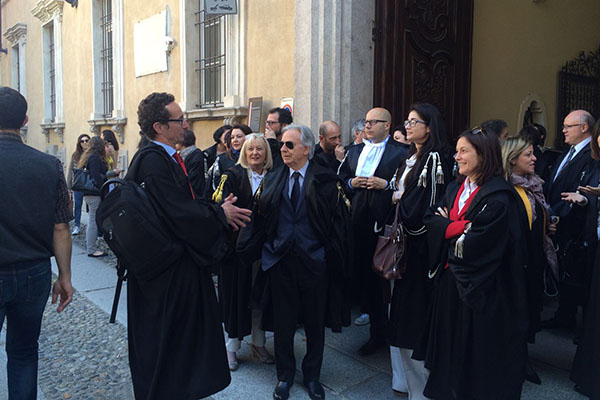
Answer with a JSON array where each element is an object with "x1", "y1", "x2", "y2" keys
[
  {"x1": 134, "y1": 11, "x2": 168, "y2": 77},
  {"x1": 205, "y1": 0, "x2": 237, "y2": 15}
]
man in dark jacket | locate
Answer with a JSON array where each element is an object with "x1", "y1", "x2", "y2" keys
[
  {"x1": 177, "y1": 129, "x2": 208, "y2": 198},
  {"x1": 125, "y1": 92, "x2": 251, "y2": 400},
  {"x1": 338, "y1": 107, "x2": 408, "y2": 356},
  {"x1": 255, "y1": 124, "x2": 351, "y2": 400},
  {"x1": 312, "y1": 120, "x2": 344, "y2": 172},
  {"x1": 265, "y1": 107, "x2": 293, "y2": 169},
  {"x1": 0, "y1": 86, "x2": 73, "y2": 399}
]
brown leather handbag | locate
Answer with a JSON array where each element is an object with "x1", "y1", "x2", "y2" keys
[{"x1": 372, "y1": 202, "x2": 406, "y2": 280}]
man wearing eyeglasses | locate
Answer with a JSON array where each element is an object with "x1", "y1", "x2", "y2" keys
[
  {"x1": 124, "y1": 92, "x2": 252, "y2": 399},
  {"x1": 265, "y1": 107, "x2": 294, "y2": 169},
  {"x1": 542, "y1": 109, "x2": 596, "y2": 331},
  {"x1": 339, "y1": 107, "x2": 408, "y2": 356},
  {"x1": 252, "y1": 124, "x2": 351, "y2": 400}
]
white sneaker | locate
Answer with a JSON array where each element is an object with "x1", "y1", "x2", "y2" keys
[
  {"x1": 72, "y1": 226, "x2": 80, "y2": 235},
  {"x1": 354, "y1": 313, "x2": 370, "y2": 326}
]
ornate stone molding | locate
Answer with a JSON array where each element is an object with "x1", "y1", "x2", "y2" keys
[
  {"x1": 32, "y1": 0, "x2": 64, "y2": 25},
  {"x1": 186, "y1": 106, "x2": 248, "y2": 126},
  {"x1": 3, "y1": 23, "x2": 27, "y2": 45},
  {"x1": 87, "y1": 117, "x2": 128, "y2": 143},
  {"x1": 40, "y1": 122, "x2": 65, "y2": 143}
]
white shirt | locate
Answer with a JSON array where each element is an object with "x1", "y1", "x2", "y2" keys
[
  {"x1": 249, "y1": 170, "x2": 265, "y2": 195},
  {"x1": 553, "y1": 136, "x2": 591, "y2": 181},
  {"x1": 355, "y1": 136, "x2": 389, "y2": 177},
  {"x1": 458, "y1": 177, "x2": 478, "y2": 214},
  {"x1": 288, "y1": 161, "x2": 309, "y2": 198}
]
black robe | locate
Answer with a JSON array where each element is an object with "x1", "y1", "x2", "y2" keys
[
  {"x1": 251, "y1": 162, "x2": 353, "y2": 332},
  {"x1": 388, "y1": 151, "x2": 454, "y2": 349},
  {"x1": 416, "y1": 176, "x2": 528, "y2": 400},
  {"x1": 125, "y1": 143, "x2": 231, "y2": 400},
  {"x1": 182, "y1": 147, "x2": 208, "y2": 199},
  {"x1": 215, "y1": 164, "x2": 256, "y2": 339},
  {"x1": 206, "y1": 152, "x2": 238, "y2": 199}
]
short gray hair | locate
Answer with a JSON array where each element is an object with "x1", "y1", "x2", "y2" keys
[
  {"x1": 352, "y1": 119, "x2": 365, "y2": 139},
  {"x1": 580, "y1": 111, "x2": 596, "y2": 130},
  {"x1": 282, "y1": 124, "x2": 315, "y2": 159}
]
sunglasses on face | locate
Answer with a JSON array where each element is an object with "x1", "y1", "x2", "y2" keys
[
  {"x1": 283, "y1": 141, "x2": 296, "y2": 150},
  {"x1": 80, "y1": 139, "x2": 89, "y2": 143}
]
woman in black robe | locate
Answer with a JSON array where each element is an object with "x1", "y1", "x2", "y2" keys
[
  {"x1": 212, "y1": 133, "x2": 275, "y2": 371},
  {"x1": 571, "y1": 120, "x2": 600, "y2": 399},
  {"x1": 417, "y1": 128, "x2": 529, "y2": 400},
  {"x1": 206, "y1": 124, "x2": 252, "y2": 198},
  {"x1": 501, "y1": 136, "x2": 558, "y2": 384},
  {"x1": 388, "y1": 103, "x2": 453, "y2": 398}
]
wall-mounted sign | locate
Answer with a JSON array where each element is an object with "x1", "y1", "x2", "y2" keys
[
  {"x1": 247, "y1": 97, "x2": 263, "y2": 133},
  {"x1": 205, "y1": 0, "x2": 237, "y2": 15},
  {"x1": 280, "y1": 97, "x2": 294, "y2": 116}
]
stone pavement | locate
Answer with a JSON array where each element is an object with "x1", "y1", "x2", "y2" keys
[{"x1": 0, "y1": 233, "x2": 590, "y2": 399}]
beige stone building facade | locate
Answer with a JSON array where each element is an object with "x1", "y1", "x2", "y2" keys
[{"x1": 1, "y1": 0, "x2": 599, "y2": 172}]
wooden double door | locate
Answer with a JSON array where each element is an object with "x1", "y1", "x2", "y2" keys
[{"x1": 373, "y1": 0, "x2": 474, "y2": 143}]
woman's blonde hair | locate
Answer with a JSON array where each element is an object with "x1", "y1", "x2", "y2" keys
[
  {"x1": 500, "y1": 136, "x2": 531, "y2": 179},
  {"x1": 238, "y1": 133, "x2": 273, "y2": 171}
]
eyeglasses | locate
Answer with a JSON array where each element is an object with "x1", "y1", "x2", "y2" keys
[
  {"x1": 471, "y1": 126, "x2": 483, "y2": 135},
  {"x1": 283, "y1": 141, "x2": 295, "y2": 150},
  {"x1": 364, "y1": 119, "x2": 388, "y2": 127},
  {"x1": 404, "y1": 119, "x2": 427, "y2": 128},
  {"x1": 562, "y1": 123, "x2": 582, "y2": 130},
  {"x1": 265, "y1": 120, "x2": 280, "y2": 126},
  {"x1": 167, "y1": 118, "x2": 186, "y2": 126},
  {"x1": 79, "y1": 139, "x2": 89, "y2": 143}
]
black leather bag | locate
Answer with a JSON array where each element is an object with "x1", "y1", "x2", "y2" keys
[
  {"x1": 371, "y1": 202, "x2": 406, "y2": 280},
  {"x1": 72, "y1": 167, "x2": 100, "y2": 195}
]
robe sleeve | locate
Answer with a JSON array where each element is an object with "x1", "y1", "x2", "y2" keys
[{"x1": 445, "y1": 220, "x2": 471, "y2": 239}]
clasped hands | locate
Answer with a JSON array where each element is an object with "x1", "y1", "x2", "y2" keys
[{"x1": 351, "y1": 176, "x2": 387, "y2": 190}]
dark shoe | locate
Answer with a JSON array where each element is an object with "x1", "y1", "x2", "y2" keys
[
  {"x1": 540, "y1": 317, "x2": 575, "y2": 331},
  {"x1": 525, "y1": 359, "x2": 541, "y2": 385},
  {"x1": 357, "y1": 338, "x2": 386, "y2": 356},
  {"x1": 392, "y1": 389, "x2": 408, "y2": 397},
  {"x1": 88, "y1": 252, "x2": 108, "y2": 258},
  {"x1": 273, "y1": 381, "x2": 292, "y2": 400},
  {"x1": 304, "y1": 380, "x2": 325, "y2": 400}
]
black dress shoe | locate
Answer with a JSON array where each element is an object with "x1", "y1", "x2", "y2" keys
[
  {"x1": 357, "y1": 338, "x2": 386, "y2": 356},
  {"x1": 304, "y1": 380, "x2": 325, "y2": 400},
  {"x1": 540, "y1": 317, "x2": 575, "y2": 331},
  {"x1": 273, "y1": 381, "x2": 292, "y2": 400}
]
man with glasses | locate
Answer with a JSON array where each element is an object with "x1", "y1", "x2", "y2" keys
[
  {"x1": 542, "y1": 109, "x2": 596, "y2": 331},
  {"x1": 253, "y1": 124, "x2": 351, "y2": 400},
  {"x1": 125, "y1": 92, "x2": 252, "y2": 399},
  {"x1": 339, "y1": 107, "x2": 408, "y2": 356},
  {"x1": 265, "y1": 107, "x2": 293, "y2": 168}
]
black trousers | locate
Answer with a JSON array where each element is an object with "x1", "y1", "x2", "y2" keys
[
  {"x1": 270, "y1": 253, "x2": 328, "y2": 383},
  {"x1": 353, "y1": 223, "x2": 388, "y2": 341}
]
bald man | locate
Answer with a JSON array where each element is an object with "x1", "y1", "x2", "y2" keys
[
  {"x1": 338, "y1": 107, "x2": 408, "y2": 355},
  {"x1": 313, "y1": 120, "x2": 343, "y2": 171},
  {"x1": 542, "y1": 109, "x2": 596, "y2": 331}
]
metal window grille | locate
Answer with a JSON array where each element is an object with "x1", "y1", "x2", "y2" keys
[
  {"x1": 195, "y1": 1, "x2": 226, "y2": 108},
  {"x1": 100, "y1": 0, "x2": 113, "y2": 118},
  {"x1": 48, "y1": 24, "x2": 56, "y2": 122}
]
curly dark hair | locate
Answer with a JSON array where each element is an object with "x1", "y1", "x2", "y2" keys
[{"x1": 137, "y1": 92, "x2": 175, "y2": 140}]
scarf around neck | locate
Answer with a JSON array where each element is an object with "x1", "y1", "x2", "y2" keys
[{"x1": 509, "y1": 172, "x2": 549, "y2": 221}]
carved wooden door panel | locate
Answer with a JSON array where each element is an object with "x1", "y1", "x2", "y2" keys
[{"x1": 373, "y1": 0, "x2": 473, "y2": 142}]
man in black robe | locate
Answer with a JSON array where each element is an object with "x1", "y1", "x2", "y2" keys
[
  {"x1": 254, "y1": 124, "x2": 351, "y2": 400},
  {"x1": 338, "y1": 107, "x2": 408, "y2": 355},
  {"x1": 543, "y1": 109, "x2": 595, "y2": 330},
  {"x1": 177, "y1": 129, "x2": 208, "y2": 199},
  {"x1": 312, "y1": 120, "x2": 344, "y2": 172},
  {"x1": 125, "y1": 92, "x2": 251, "y2": 400}
]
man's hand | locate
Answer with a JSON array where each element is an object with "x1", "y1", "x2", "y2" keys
[
  {"x1": 264, "y1": 125, "x2": 276, "y2": 140},
  {"x1": 52, "y1": 276, "x2": 73, "y2": 312},
  {"x1": 366, "y1": 176, "x2": 387, "y2": 190},
  {"x1": 435, "y1": 206, "x2": 449, "y2": 218},
  {"x1": 334, "y1": 145, "x2": 345, "y2": 162},
  {"x1": 578, "y1": 185, "x2": 600, "y2": 197},
  {"x1": 351, "y1": 176, "x2": 367, "y2": 189},
  {"x1": 221, "y1": 193, "x2": 252, "y2": 231},
  {"x1": 561, "y1": 192, "x2": 587, "y2": 205}
]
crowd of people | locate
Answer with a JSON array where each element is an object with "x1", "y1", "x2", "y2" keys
[{"x1": 4, "y1": 82, "x2": 600, "y2": 400}]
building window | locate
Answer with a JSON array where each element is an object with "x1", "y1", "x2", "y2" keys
[
  {"x1": 4, "y1": 23, "x2": 27, "y2": 97},
  {"x1": 47, "y1": 24, "x2": 57, "y2": 122},
  {"x1": 195, "y1": 2, "x2": 226, "y2": 108},
  {"x1": 11, "y1": 44, "x2": 20, "y2": 92},
  {"x1": 100, "y1": 0, "x2": 113, "y2": 118}
]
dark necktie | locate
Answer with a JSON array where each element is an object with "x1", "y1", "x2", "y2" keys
[
  {"x1": 173, "y1": 152, "x2": 196, "y2": 199},
  {"x1": 554, "y1": 146, "x2": 576, "y2": 182},
  {"x1": 291, "y1": 171, "x2": 301, "y2": 210}
]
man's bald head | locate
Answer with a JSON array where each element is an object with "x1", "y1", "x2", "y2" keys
[
  {"x1": 563, "y1": 109, "x2": 596, "y2": 146},
  {"x1": 365, "y1": 107, "x2": 392, "y2": 143},
  {"x1": 319, "y1": 120, "x2": 341, "y2": 154}
]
